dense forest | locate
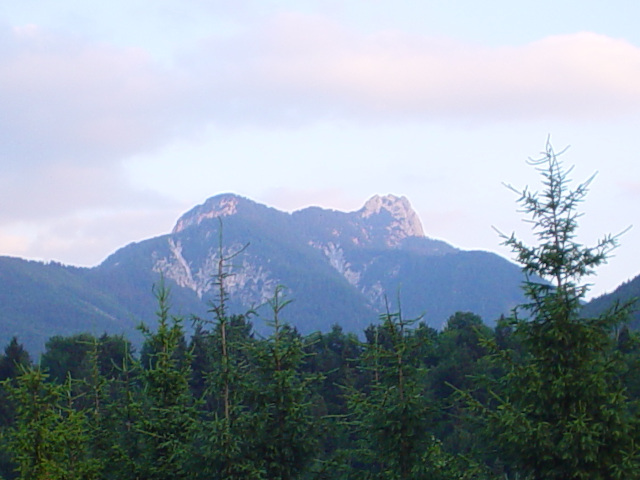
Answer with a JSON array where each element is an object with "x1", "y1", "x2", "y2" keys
[{"x1": 1, "y1": 145, "x2": 639, "y2": 480}]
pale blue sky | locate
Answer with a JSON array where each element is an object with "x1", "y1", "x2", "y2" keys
[{"x1": 1, "y1": 1, "x2": 639, "y2": 299}]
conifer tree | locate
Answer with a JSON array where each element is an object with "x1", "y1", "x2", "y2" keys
[
  {"x1": 99, "y1": 337, "x2": 145, "y2": 480},
  {"x1": 192, "y1": 311, "x2": 263, "y2": 480},
  {"x1": 251, "y1": 286, "x2": 321, "y2": 480},
  {"x1": 0, "y1": 337, "x2": 32, "y2": 478},
  {"x1": 189, "y1": 227, "x2": 264, "y2": 479},
  {"x1": 347, "y1": 304, "x2": 459, "y2": 479},
  {"x1": 480, "y1": 141, "x2": 640, "y2": 479},
  {"x1": 2, "y1": 367, "x2": 102, "y2": 480},
  {"x1": 134, "y1": 280, "x2": 196, "y2": 480},
  {"x1": 0, "y1": 338, "x2": 31, "y2": 383}
]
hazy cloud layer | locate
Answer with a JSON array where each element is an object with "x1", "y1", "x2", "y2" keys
[
  {"x1": 185, "y1": 14, "x2": 640, "y2": 123},
  {"x1": 3, "y1": 15, "x2": 640, "y2": 170},
  {"x1": 0, "y1": 206, "x2": 181, "y2": 266},
  {"x1": 0, "y1": 162, "x2": 175, "y2": 223},
  {"x1": 1, "y1": 24, "x2": 185, "y2": 168}
]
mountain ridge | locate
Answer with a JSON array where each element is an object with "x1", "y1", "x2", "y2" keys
[{"x1": 2, "y1": 193, "x2": 533, "y2": 355}]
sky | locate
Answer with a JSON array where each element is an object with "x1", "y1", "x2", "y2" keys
[{"x1": 2, "y1": 1, "x2": 640, "y2": 299}]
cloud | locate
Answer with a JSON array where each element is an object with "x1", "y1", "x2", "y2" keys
[
  {"x1": 184, "y1": 14, "x2": 640, "y2": 123},
  {"x1": 0, "y1": 161, "x2": 175, "y2": 224},
  {"x1": 0, "y1": 24, "x2": 186, "y2": 169},
  {"x1": 7, "y1": 205, "x2": 184, "y2": 266},
  {"x1": 0, "y1": 24, "x2": 187, "y2": 229},
  {"x1": 0, "y1": 231, "x2": 29, "y2": 257},
  {"x1": 4, "y1": 16, "x2": 640, "y2": 171}
]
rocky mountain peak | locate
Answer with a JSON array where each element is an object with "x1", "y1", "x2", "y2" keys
[
  {"x1": 359, "y1": 194, "x2": 425, "y2": 245},
  {"x1": 172, "y1": 193, "x2": 240, "y2": 234}
]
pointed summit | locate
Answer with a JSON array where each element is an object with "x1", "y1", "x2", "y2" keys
[
  {"x1": 359, "y1": 194, "x2": 425, "y2": 245},
  {"x1": 172, "y1": 193, "x2": 242, "y2": 234}
]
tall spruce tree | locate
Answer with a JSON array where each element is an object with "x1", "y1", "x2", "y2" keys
[
  {"x1": 191, "y1": 235, "x2": 264, "y2": 480},
  {"x1": 480, "y1": 141, "x2": 640, "y2": 479}
]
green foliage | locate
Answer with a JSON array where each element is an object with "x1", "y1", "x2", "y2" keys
[
  {"x1": 0, "y1": 339, "x2": 32, "y2": 479},
  {"x1": 97, "y1": 340, "x2": 145, "y2": 480},
  {"x1": 302, "y1": 324, "x2": 362, "y2": 415},
  {"x1": 191, "y1": 317, "x2": 263, "y2": 476},
  {"x1": 133, "y1": 280, "x2": 196, "y2": 480},
  {"x1": 429, "y1": 313, "x2": 495, "y2": 463},
  {"x1": 0, "y1": 338, "x2": 31, "y2": 428},
  {"x1": 96, "y1": 333, "x2": 134, "y2": 379},
  {"x1": 347, "y1": 305, "x2": 458, "y2": 479},
  {"x1": 0, "y1": 339, "x2": 31, "y2": 383},
  {"x1": 250, "y1": 286, "x2": 322, "y2": 480},
  {"x1": 480, "y1": 142, "x2": 640, "y2": 479},
  {"x1": 2, "y1": 367, "x2": 102, "y2": 480},
  {"x1": 433, "y1": 312, "x2": 491, "y2": 398},
  {"x1": 41, "y1": 333, "x2": 97, "y2": 385}
]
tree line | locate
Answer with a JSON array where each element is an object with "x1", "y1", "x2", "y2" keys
[{"x1": 1, "y1": 143, "x2": 639, "y2": 479}]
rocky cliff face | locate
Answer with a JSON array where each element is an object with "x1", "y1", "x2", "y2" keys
[
  {"x1": 358, "y1": 194, "x2": 425, "y2": 246},
  {"x1": 152, "y1": 238, "x2": 277, "y2": 305},
  {"x1": 172, "y1": 194, "x2": 240, "y2": 234}
]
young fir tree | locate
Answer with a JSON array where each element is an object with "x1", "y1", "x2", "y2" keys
[
  {"x1": 191, "y1": 235, "x2": 265, "y2": 480},
  {"x1": 134, "y1": 280, "x2": 197, "y2": 480},
  {"x1": 192, "y1": 313, "x2": 263, "y2": 480},
  {"x1": 479, "y1": 141, "x2": 640, "y2": 479},
  {"x1": 347, "y1": 304, "x2": 462, "y2": 480},
  {"x1": 99, "y1": 337, "x2": 145, "y2": 480},
  {"x1": 251, "y1": 286, "x2": 321, "y2": 480},
  {"x1": 1, "y1": 367, "x2": 102, "y2": 480}
]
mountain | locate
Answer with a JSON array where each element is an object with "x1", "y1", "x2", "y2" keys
[
  {"x1": 0, "y1": 257, "x2": 136, "y2": 355},
  {"x1": 1, "y1": 193, "x2": 530, "y2": 355},
  {"x1": 582, "y1": 275, "x2": 640, "y2": 327}
]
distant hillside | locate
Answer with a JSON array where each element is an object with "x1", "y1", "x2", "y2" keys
[
  {"x1": 0, "y1": 257, "x2": 136, "y2": 354},
  {"x1": 1, "y1": 193, "x2": 533, "y2": 355},
  {"x1": 583, "y1": 275, "x2": 640, "y2": 327}
]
